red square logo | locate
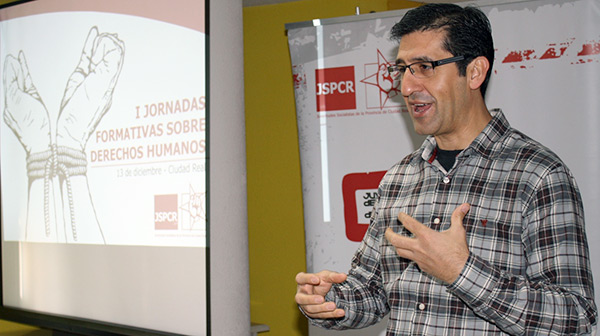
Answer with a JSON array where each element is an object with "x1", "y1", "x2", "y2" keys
[
  {"x1": 342, "y1": 171, "x2": 386, "y2": 242},
  {"x1": 155, "y1": 194, "x2": 178, "y2": 230},
  {"x1": 315, "y1": 66, "x2": 356, "y2": 112}
]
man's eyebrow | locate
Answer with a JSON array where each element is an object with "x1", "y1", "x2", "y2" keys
[{"x1": 395, "y1": 56, "x2": 433, "y2": 65}]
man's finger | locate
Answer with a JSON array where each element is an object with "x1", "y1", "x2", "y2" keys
[
  {"x1": 385, "y1": 227, "x2": 403, "y2": 245},
  {"x1": 385, "y1": 228, "x2": 414, "y2": 251},
  {"x1": 322, "y1": 271, "x2": 347, "y2": 284},
  {"x1": 295, "y1": 272, "x2": 319, "y2": 285},
  {"x1": 397, "y1": 212, "x2": 428, "y2": 236},
  {"x1": 450, "y1": 203, "x2": 470, "y2": 230},
  {"x1": 317, "y1": 308, "x2": 345, "y2": 319},
  {"x1": 384, "y1": 227, "x2": 417, "y2": 254},
  {"x1": 295, "y1": 291, "x2": 324, "y2": 305},
  {"x1": 299, "y1": 301, "x2": 345, "y2": 319},
  {"x1": 305, "y1": 308, "x2": 346, "y2": 319},
  {"x1": 296, "y1": 271, "x2": 347, "y2": 288}
]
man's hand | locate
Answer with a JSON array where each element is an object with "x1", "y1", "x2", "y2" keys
[
  {"x1": 385, "y1": 203, "x2": 471, "y2": 284},
  {"x1": 295, "y1": 270, "x2": 347, "y2": 319}
]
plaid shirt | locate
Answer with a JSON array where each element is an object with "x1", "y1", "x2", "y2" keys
[{"x1": 311, "y1": 110, "x2": 597, "y2": 335}]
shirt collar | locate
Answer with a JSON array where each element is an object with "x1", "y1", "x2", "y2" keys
[{"x1": 415, "y1": 108, "x2": 511, "y2": 165}]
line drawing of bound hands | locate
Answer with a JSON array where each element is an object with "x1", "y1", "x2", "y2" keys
[
  {"x1": 3, "y1": 51, "x2": 52, "y2": 155},
  {"x1": 57, "y1": 26, "x2": 125, "y2": 150},
  {"x1": 2, "y1": 26, "x2": 125, "y2": 244}
]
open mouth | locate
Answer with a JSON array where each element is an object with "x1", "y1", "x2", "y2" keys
[{"x1": 413, "y1": 103, "x2": 432, "y2": 115}]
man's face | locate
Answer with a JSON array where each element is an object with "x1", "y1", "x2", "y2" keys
[{"x1": 395, "y1": 29, "x2": 470, "y2": 141}]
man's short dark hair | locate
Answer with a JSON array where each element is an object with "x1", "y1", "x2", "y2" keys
[{"x1": 390, "y1": 3, "x2": 495, "y2": 97}]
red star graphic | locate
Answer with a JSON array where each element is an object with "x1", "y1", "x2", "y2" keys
[{"x1": 360, "y1": 49, "x2": 401, "y2": 109}]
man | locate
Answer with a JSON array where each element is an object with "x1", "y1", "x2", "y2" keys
[{"x1": 295, "y1": 3, "x2": 597, "y2": 335}]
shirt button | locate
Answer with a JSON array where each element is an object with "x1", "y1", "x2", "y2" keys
[
  {"x1": 433, "y1": 218, "x2": 441, "y2": 224},
  {"x1": 418, "y1": 303, "x2": 426, "y2": 311},
  {"x1": 442, "y1": 176, "x2": 451, "y2": 184}
]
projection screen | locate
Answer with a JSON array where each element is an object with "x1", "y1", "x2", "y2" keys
[{"x1": 0, "y1": 0, "x2": 209, "y2": 334}]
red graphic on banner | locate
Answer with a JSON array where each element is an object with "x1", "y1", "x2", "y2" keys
[
  {"x1": 499, "y1": 38, "x2": 600, "y2": 67},
  {"x1": 342, "y1": 171, "x2": 386, "y2": 242},
  {"x1": 503, "y1": 49, "x2": 536, "y2": 63},
  {"x1": 540, "y1": 43, "x2": 568, "y2": 60},
  {"x1": 155, "y1": 194, "x2": 178, "y2": 230},
  {"x1": 293, "y1": 65, "x2": 307, "y2": 89},
  {"x1": 360, "y1": 49, "x2": 402, "y2": 110},
  {"x1": 578, "y1": 41, "x2": 600, "y2": 56},
  {"x1": 315, "y1": 66, "x2": 356, "y2": 112}
]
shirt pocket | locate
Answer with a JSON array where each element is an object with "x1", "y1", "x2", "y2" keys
[{"x1": 465, "y1": 206, "x2": 525, "y2": 274}]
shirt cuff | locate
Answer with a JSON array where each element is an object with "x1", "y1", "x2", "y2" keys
[{"x1": 446, "y1": 253, "x2": 502, "y2": 310}]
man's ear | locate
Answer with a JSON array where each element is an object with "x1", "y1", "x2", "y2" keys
[{"x1": 467, "y1": 56, "x2": 490, "y2": 90}]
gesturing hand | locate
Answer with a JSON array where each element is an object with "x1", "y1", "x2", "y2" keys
[
  {"x1": 295, "y1": 270, "x2": 347, "y2": 319},
  {"x1": 3, "y1": 51, "x2": 51, "y2": 154},
  {"x1": 385, "y1": 203, "x2": 471, "y2": 284},
  {"x1": 56, "y1": 26, "x2": 125, "y2": 150}
]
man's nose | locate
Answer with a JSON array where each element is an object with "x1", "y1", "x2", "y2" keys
[{"x1": 401, "y1": 70, "x2": 422, "y2": 97}]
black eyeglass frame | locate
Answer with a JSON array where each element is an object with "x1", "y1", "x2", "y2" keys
[{"x1": 387, "y1": 55, "x2": 465, "y2": 79}]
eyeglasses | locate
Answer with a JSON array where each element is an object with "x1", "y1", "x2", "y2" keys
[{"x1": 387, "y1": 55, "x2": 465, "y2": 80}]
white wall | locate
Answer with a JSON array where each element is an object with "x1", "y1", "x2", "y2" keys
[{"x1": 209, "y1": 0, "x2": 250, "y2": 335}]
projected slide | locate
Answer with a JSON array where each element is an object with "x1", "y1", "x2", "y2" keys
[{"x1": 1, "y1": 2, "x2": 207, "y2": 247}]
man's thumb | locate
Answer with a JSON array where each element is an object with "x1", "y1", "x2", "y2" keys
[
  {"x1": 451, "y1": 203, "x2": 470, "y2": 228},
  {"x1": 328, "y1": 272, "x2": 348, "y2": 284}
]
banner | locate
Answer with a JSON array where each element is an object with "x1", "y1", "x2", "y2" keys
[{"x1": 287, "y1": 0, "x2": 600, "y2": 334}]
